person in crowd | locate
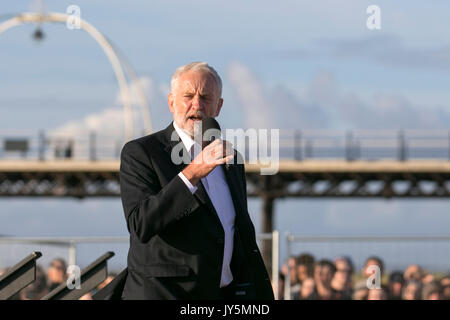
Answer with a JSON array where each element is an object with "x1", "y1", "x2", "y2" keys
[
  {"x1": 422, "y1": 280, "x2": 441, "y2": 300},
  {"x1": 387, "y1": 270, "x2": 404, "y2": 300},
  {"x1": 314, "y1": 259, "x2": 338, "y2": 299},
  {"x1": 47, "y1": 258, "x2": 67, "y2": 291},
  {"x1": 440, "y1": 274, "x2": 450, "y2": 300},
  {"x1": 298, "y1": 277, "x2": 317, "y2": 300},
  {"x1": 79, "y1": 272, "x2": 119, "y2": 300},
  {"x1": 281, "y1": 256, "x2": 300, "y2": 299},
  {"x1": 296, "y1": 253, "x2": 315, "y2": 285},
  {"x1": 352, "y1": 281, "x2": 368, "y2": 300},
  {"x1": 288, "y1": 253, "x2": 315, "y2": 299},
  {"x1": 79, "y1": 292, "x2": 93, "y2": 300},
  {"x1": 402, "y1": 279, "x2": 422, "y2": 300},
  {"x1": 353, "y1": 255, "x2": 385, "y2": 298},
  {"x1": 281, "y1": 256, "x2": 298, "y2": 288},
  {"x1": 421, "y1": 272, "x2": 436, "y2": 284},
  {"x1": 362, "y1": 256, "x2": 385, "y2": 279},
  {"x1": 367, "y1": 286, "x2": 388, "y2": 300},
  {"x1": 331, "y1": 256, "x2": 354, "y2": 299},
  {"x1": 404, "y1": 264, "x2": 424, "y2": 282},
  {"x1": 97, "y1": 272, "x2": 118, "y2": 291}
]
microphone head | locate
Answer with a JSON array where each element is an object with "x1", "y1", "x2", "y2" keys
[{"x1": 201, "y1": 117, "x2": 221, "y2": 144}]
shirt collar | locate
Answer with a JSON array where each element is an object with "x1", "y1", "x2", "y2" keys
[{"x1": 173, "y1": 121, "x2": 200, "y2": 155}]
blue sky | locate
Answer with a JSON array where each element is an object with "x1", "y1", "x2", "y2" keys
[
  {"x1": 2, "y1": 0, "x2": 450, "y2": 131},
  {"x1": 1, "y1": 1, "x2": 450, "y2": 271}
]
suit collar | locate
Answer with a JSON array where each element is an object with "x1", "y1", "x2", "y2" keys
[
  {"x1": 172, "y1": 121, "x2": 200, "y2": 157},
  {"x1": 162, "y1": 121, "x2": 180, "y2": 153}
]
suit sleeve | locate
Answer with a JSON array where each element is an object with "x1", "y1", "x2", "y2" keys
[{"x1": 119, "y1": 140, "x2": 200, "y2": 243}]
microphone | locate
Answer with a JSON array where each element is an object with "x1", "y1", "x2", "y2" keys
[
  {"x1": 201, "y1": 117, "x2": 221, "y2": 146},
  {"x1": 201, "y1": 117, "x2": 232, "y2": 169}
]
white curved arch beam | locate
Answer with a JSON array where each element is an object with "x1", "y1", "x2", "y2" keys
[{"x1": 0, "y1": 12, "x2": 149, "y2": 141}]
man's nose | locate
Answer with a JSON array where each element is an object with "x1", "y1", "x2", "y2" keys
[{"x1": 191, "y1": 95, "x2": 203, "y2": 110}]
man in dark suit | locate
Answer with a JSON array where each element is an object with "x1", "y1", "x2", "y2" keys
[{"x1": 119, "y1": 62, "x2": 274, "y2": 300}]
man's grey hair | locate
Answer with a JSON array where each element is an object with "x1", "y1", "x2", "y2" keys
[{"x1": 170, "y1": 62, "x2": 222, "y2": 98}]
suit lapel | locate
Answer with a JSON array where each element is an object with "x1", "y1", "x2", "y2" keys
[
  {"x1": 195, "y1": 181, "x2": 220, "y2": 219},
  {"x1": 162, "y1": 122, "x2": 190, "y2": 175},
  {"x1": 221, "y1": 153, "x2": 247, "y2": 224}
]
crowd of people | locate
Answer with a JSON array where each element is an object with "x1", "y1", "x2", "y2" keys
[
  {"x1": 277, "y1": 253, "x2": 450, "y2": 300},
  {"x1": 0, "y1": 258, "x2": 116, "y2": 300},
  {"x1": 2, "y1": 254, "x2": 450, "y2": 300}
]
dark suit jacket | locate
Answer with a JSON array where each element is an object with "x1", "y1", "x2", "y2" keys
[{"x1": 119, "y1": 122, "x2": 274, "y2": 300}]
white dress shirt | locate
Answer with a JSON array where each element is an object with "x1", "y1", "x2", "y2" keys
[{"x1": 173, "y1": 121, "x2": 236, "y2": 288}]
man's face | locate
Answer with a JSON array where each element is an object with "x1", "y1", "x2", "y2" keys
[
  {"x1": 47, "y1": 261, "x2": 66, "y2": 283},
  {"x1": 334, "y1": 259, "x2": 352, "y2": 283},
  {"x1": 353, "y1": 288, "x2": 368, "y2": 300},
  {"x1": 315, "y1": 265, "x2": 333, "y2": 285},
  {"x1": 403, "y1": 282, "x2": 420, "y2": 300},
  {"x1": 368, "y1": 288, "x2": 386, "y2": 300},
  {"x1": 168, "y1": 70, "x2": 223, "y2": 137},
  {"x1": 390, "y1": 282, "x2": 403, "y2": 297},
  {"x1": 300, "y1": 278, "x2": 315, "y2": 298},
  {"x1": 297, "y1": 265, "x2": 310, "y2": 282},
  {"x1": 363, "y1": 259, "x2": 381, "y2": 277},
  {"x1": 442, "y1": 278, "x2": 450, "y2": 299},
  {"x1": 288, "y1": 257, "x2": 297, "y2": 282}
]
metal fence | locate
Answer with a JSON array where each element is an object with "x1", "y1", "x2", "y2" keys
[
  {"x1": 2, "y1": 233, "x2": 450, "y2": 300},
  {"x1": 3, "y1": 129, "x2": 450, "y2": 161}
]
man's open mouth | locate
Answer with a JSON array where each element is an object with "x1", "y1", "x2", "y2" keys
[{"x1": 188, "y1": 116, "x2": 203, "y2": 121}]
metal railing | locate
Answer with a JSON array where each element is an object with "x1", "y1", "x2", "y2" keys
[
  {"x1": 2, "y1": 129, "x2": 450, "y2": 161},
  {"x1": 0, "y1": 231, "x2": 281, "y2": 299},
  {"x1": 0, "y1": 236, "x2": 128, "y2": 269},
  {"x1": 2, "y1": 233, "x2": 450, "y2": 300}
]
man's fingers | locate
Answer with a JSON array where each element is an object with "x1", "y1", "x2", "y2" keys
[
  {"x1": 203, "y1": 139, "x2": 234, "y2": 166},
  {"x1": 223, "y1": 141, "x2": 234, "y2": 157},
  {"x1": 204, "y1": 139, "x2": 222, "y2": 154},
  {"x1": 225, "y1": 154, "x2": 234, "y2": 162},
  {"x1": 216, "y1": 154, "x2": 234, "y2": 165}
]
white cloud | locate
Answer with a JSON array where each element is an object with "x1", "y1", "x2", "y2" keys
[
  {"x1": 50, "y1": 107, "x2": 125, "y2": 138},
  {"x1": 227, "y1": 62, "x2": 274, "y2": 129},
  {"x1": 227, "y1": 63, "x2": 450, "y2": 130}
]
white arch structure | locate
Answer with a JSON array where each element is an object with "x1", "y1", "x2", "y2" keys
[{"x1": 0, "y1": 12, "x2": 153, "y2": 141}]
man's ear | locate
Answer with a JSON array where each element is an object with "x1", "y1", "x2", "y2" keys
[
  {"x1": 215, "y1": 98, "x2": 223, "y2": 117},
  {"x1": 168, "y1": 93, "x2": 175, "y2": 114}
]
